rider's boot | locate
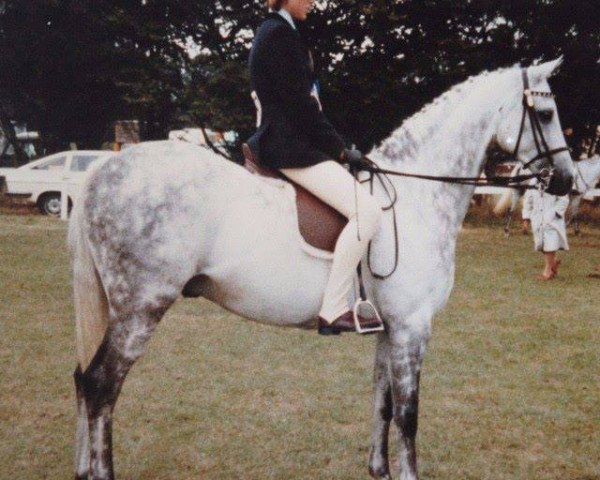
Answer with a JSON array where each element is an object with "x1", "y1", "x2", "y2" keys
[{"x1": 318, "y1": 311, "x2": 382, "y2": 335}]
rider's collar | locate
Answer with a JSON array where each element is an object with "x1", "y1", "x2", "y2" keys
[{"x1": 277, "y1": 9, "x2": 296, "y2": 30}]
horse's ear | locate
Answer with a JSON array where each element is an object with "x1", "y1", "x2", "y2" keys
[{"x1": 531, "y1": 56, "x2": 564, "y2": 82}]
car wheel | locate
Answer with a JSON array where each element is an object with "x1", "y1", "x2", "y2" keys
[{"x1": 38, "y1": 193, "x2": 62, "y2": 216}]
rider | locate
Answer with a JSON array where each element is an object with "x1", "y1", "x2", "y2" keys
[{"x1": 247, "y1": 0, "x2": 383, "y2": 334}]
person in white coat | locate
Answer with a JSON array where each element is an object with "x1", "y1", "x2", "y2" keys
[{"x1": 522, "y1": 187, "x2": 570, "y2": 280}]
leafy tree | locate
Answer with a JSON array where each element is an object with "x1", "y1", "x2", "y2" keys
[
  {"x1": 0, "y1": 0, "x2": 188, "y2": 151},
  {"x1": 181, "y1": 0, "x2": 600, "y2": 155},
  {"x1": 1, "y1": 0, "x2": 598, "y2": 159}
]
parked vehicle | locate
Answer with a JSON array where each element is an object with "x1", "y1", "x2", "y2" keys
[{"x1": 0, "y1": 150, "x2": 113, "y2": 215}]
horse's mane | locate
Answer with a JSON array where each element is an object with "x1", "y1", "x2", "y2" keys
[{"x1": 375, "y1": 64, "x2": 520, "y2": 163}]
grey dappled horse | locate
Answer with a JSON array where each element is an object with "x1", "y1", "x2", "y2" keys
[{"x1": 69, "y1": 60, "x2": 573, "y2": 480}]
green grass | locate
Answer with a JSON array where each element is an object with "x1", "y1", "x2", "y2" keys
[{"x1": 0, "y1": 213, "x2": 598, "y2": 480}]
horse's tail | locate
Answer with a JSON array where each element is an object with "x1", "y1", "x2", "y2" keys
[
  {"x1": 68, "y1": 200, "x2": 109, "y2": 372},
  {"x1": 493, "y1": 188, "x2": 515, "y2": 216}
]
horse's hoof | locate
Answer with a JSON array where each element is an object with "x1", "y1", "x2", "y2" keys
[
  {"x1": 369, "y1": 465, "x2": 392, "y2": 480},
  {"x1": 75, "y1": 474, "x2": 88, "y2": 480},
  {"x1": 370, "y1": 473, "x2": 392, "y2": 480}
]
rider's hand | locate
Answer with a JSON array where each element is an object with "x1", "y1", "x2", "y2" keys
[{"x1": 340, "y1": 148, "x2": 371, "y2": 170}]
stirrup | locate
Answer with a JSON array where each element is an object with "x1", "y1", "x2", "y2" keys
[{"x1": 353, "y1": 299, "x2": 385, "y2": 334}]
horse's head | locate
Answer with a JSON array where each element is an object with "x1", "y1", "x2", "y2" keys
[{"x1": 494, "y1": 58, "x2": 574, "y2": 196}]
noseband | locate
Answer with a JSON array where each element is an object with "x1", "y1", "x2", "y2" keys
[{"x1": 512, "y1": 68, "x2": 570, "y2": 179}]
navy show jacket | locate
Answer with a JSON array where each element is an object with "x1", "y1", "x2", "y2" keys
[{"x1": 247, "y1": 13, "x2": 346, "y2": 169}]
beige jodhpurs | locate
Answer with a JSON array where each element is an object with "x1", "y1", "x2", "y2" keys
[{"x1": 281, "y1": 161, "x2": 383, "y2": 322}]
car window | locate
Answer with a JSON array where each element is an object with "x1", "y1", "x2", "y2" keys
[
  {"x1": 70, "y1": 155, "x2": 99, "y2": 172},
  {"x1": 32, "y1": 156, "x2": 66, "y2": 170}
]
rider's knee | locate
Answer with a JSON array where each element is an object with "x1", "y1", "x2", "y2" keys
[{"x1": 358, "y1": 196, "x2": 383, "y2": 240}]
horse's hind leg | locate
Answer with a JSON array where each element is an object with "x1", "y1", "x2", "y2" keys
[
  {"x1": 369, "y1": 334, "x2": 393, "y2": 480},
  {"x1": 78, "y1": 298, "x2": 176, "y2": 480}
]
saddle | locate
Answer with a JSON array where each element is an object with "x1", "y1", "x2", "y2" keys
[{"x1": 242, "y1": 143, "x2": 346, "y2": 253}]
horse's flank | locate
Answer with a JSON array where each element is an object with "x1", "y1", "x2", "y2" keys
[{"x1": 70, "y1": 141, "x2": 337, "y2": 368}]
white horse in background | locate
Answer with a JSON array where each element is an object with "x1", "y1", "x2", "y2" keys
[
  {"x1": 496, "y1": 154, "x2": 600, "y2": 235},
  {"x1": 69, "y1": 59, "x2": 573, "y2": 480},
  {"x1": 568, "y1": 154, "x2": 600, "y2": 233}
]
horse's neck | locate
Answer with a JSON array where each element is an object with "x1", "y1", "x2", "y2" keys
[{"x1": 373, "y1": 70, "x2": 517, "y2": 237}]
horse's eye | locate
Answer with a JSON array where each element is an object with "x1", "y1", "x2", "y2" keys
[{"x1": 538, "y1": 109, "x2": 554, "y2": 123}]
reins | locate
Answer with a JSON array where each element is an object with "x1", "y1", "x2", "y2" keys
[
  {"x1": 349, "y1": 161, "x2": 542, "y2": 283},
  {"x1": 351, "y1": 159, "x2": 544, "y2": 280},
  {"x1": 349, "y1": 66, "x2": 569, "y2": 287},
  {"x1": 355, "y1": 158, "x2": 545, "y2": 189}
]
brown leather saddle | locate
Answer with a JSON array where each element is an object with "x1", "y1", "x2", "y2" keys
[{"x1": 242, "y1": 143, "x2": 346, "y2": 252}]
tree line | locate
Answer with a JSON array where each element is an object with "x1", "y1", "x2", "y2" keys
[{"x1": 1, "y1": 0, "x2": 598, "y2": 162}]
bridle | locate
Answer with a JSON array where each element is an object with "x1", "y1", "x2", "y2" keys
[
  {"x1": 511, "y1": 68, "x2": 570, "y2": 182},
  {"x1": 357, "y1": 68, "x2": 568, "y2": 191}
]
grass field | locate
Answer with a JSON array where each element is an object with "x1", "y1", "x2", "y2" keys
[{"x1": 0, "y1": 212, "x2": 599, "y2": 480}]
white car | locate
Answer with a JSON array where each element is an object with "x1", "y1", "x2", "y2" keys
[{"x1": 0, "y1": 150, "x2": 113, "y2": 215}]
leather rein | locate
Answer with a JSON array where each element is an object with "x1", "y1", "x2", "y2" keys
[
  {"x1": 356, "y1": 69, "x2": 569, "y2": 190},
  {"x1": 351, "y1": 67, "x2": 570, "y2": 281}
]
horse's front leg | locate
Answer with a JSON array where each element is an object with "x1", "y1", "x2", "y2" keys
[
  {"x1": 388, "y1": 314, "x2": 432, "y2": 480},
  {"x1": 369, "y1": 333, "x2": 393, "y2": 480}
]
